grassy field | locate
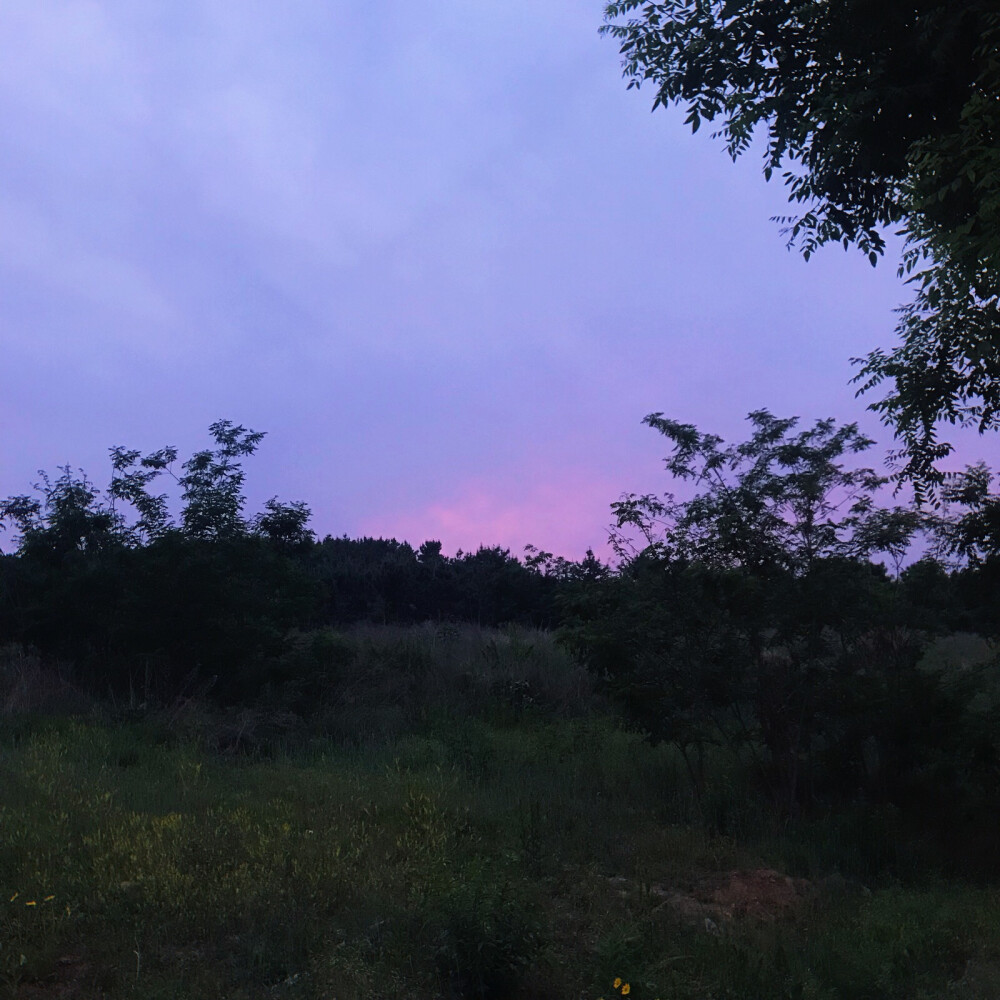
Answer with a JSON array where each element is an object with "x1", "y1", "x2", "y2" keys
[{"x1": 1, "y1": 630, "x2": 998, "y2": 999}]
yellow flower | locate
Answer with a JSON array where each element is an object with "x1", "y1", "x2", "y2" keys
[
  {"x1": 613, "y1": 978, "x2": 622, "y2": 989},
  {"x1": 25, "y1": 900, "x2": 36, "y2": 907},
  {"x1": 9, "y1": 892, "x2": 18, "y2": 902},
  {"x1": 621, "y1": 985, "x2": 631, "y2": 996},
  {"x1": 43, "y1": 895, "x2": 55, "y2": 902}
]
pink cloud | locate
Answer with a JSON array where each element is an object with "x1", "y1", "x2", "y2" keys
[{"x1": 358, "y1": 471, "x2": 621, "y2": 561}]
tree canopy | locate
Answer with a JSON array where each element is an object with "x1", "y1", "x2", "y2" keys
[
  {"x1": 602, "y1": 1, "x2": 1000, "y2": 489},
  {"x1": 610, "y1": 410, "x2": 920, "y2": 573}
]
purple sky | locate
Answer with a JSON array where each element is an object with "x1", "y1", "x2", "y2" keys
[{"x1": 2, "y1": 3, "x2": 991, "y2": 559}]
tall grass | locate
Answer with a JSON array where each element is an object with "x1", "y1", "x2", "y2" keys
[{"x1": 1, "y1": 630, "x2": 998, "y2": 998}]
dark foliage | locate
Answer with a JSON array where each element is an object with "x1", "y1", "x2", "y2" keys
[
  {"x1": 562, "y1": 412, "x2": 1000, "y2": 851},
  {"x1": 604, "y1": 0, "x2": 986, "y2": 258},
  {"x1": 2, "y1": 414, "x2": 999, "y2": 869},
  {"x1": 602, "y1": 1, "x2": 1000, "y2": 490},
  {"x1": 0, "y1": 422, "x2": 593, "y2": 705}
]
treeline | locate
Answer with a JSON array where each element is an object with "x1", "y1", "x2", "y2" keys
[
  {"x1": 561, "y1": 412, "x2": 1000, "y2": 858},
  {"x1": 0, "y1": 422, "x2": 605, "y2": 703},
  {"x1": 2, "y1": 415, "x2": 1000, "y2": 825}
]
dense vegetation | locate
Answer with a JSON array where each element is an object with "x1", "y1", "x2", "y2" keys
[
  {"x1": 1, "y1": 418, "x2": 999, "y2": 997},
  {"x1": 0, "y1": 422, "x2": 599, "y2": 705},
  {"x1": 602, "y1": 1, "x2": 1000, "y2": 490},
  {"x1": 1, "y1": 693, "x2": 998, "y2": 1000},
  {"x1": 1, "y1": 417, "x2": 999, "y2": 819}
]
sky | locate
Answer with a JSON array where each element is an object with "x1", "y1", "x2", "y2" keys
[{"x1": 1, "y1": 2, "x2": 988, "y2": 559}]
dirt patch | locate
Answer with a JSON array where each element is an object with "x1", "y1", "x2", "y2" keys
[
  {"x1": 614, "y1": 867, "x2": 815, "y2": 928},
  {"x1": 702, "y1": 868, "x2": 813, "y2": 920}
]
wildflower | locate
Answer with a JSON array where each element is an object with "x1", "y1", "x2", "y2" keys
[
  {"x1": 622, "y1": 986, "x2": 630, "y2": 996},
  {"x1": 26, "y1": 900, "x2": 36, "y2": 907},
  {"x1": 9, "y1": 892, "x2": 18, "y2": 902},
  {"x1": 43, "y1": 895, "x2": 54, "y2": 902},
  {"x1": 613, "y1": 978, "x2": 622, "y2": 989}
]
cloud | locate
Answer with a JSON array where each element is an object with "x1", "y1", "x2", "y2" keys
[
  {"x1": 357, "y1": 469, "x2": 620, "y2": 560},
  {"x1": 0, "y1": 2, "x2": 139, "y2": 119},
  {"x1": 0, "y1": 0, "x2": 931, "y2": 560}
]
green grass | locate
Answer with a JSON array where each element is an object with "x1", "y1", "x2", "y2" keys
[
  {"x1": 1, "y1": 629, "x2": 998, "y2": 998},
  {"x1": 1, "y1": 712, "x2": 997, "y2": 1000}
]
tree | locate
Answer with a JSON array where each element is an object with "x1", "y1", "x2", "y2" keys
[
  {"x1": 179, "y1": 420, "x2": 266, "y2": 539},
  {"x1": 595, "y1": 411, "x2": 924, "y2": 811},
  {"x1": 105, "y1": 420, "x2": 273, "y2": 540},
  {"x1": 611, "y1": 410, "x2": 919, "y2": 573},
  {"x1": 109, "y1": 445, "x2": 177, "y2": 544},
  {"x1": 927, "y1": 461, "x2": 1000, "y2": 566},
  {"x1": 602, "y1": 2, "x2": 1000, "y2": 487},
  {"x1": 0, "y1": 422, "x2": 320, "y2": 701},
  {"x1": 253, "y1": 498, "x2": 315, "y2": 549},
  {"x1": 0, "y1": 467, "x2": 122, "y2": 561}
]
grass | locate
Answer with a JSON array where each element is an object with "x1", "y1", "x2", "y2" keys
[{"x1": 0, "y1": 630, "x2": 998, "y2": 998}]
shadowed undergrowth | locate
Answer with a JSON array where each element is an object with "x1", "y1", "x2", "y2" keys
[{"x1": 1, "y1": 708, "x2": 997, "y2": 1000}]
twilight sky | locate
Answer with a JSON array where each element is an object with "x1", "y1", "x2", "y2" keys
[{"x1": 1, "y1": 2, "x2": 982, "y2": 559}]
